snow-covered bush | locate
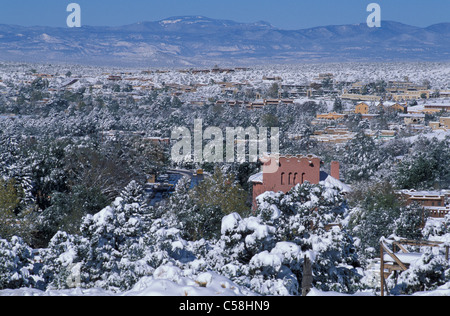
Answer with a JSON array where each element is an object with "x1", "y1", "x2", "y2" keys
[
  {"x1": 395, "y1": 136, "x2": 450, "y2": 190},
  {"x1": 166, "y1": 170, "x2": 249, "y2": 242},
  {"x1": 40, "y1": 180, "x2": 197, "y2": 292},
  {"x1": 0, "y1": 236, "x2": 36, "y2": 290},
  {"x1": 393, "y1": 251, "x2": 450, "y2": 295},
  {"x1": 348, "y1": 181, "x2": 425, "y2": 256},
  {"x1": 338, "y1": 131, "x2": 386, "y2": 183},
  {"x1": 205, "y1": 182, "x2": 363, "y2": 295},
  {"x1": 422, "y1": 214, "x2": 450, "y2": 239},
  {"x1": 39, "y1": 231, "x2": 87, "y2": 290},
  {"x1": 78, "y1": 194, "x2": 155, "y2": 291}
]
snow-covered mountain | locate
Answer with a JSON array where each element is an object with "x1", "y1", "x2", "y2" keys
[{"x1": 0, "y1": 16, "x2": 449, "y2": 67}]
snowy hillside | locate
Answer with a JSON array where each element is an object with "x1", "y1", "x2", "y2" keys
[{"x1": 1, "y1": 17, "x2": 450, "y2": 66}]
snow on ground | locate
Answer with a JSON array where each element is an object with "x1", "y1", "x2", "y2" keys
[
  {"x1": 1, "y1": 261, "x2": 449, "y2": 296},
  {"x1": 405, "y1": 129, "x2": 450, "y2": 143},
  {"x1": 0, "y1": 264, "x2": 256, "y2": 297}
]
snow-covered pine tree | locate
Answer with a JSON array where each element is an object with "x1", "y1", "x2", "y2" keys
[
  {"x1": 208, "y1": 181, "x2": 362, "y2": 295},
  {"x1": 339, "y1": 131, "x2": 385, "y2": 183},
  {"x1": 39, "y1": 231, "x2": 88, "y2": 290},
  {"x1": 393, "y1": 250, "x2": 450, "y2": 295},
  {"x1": 119, "y1": 180, "x2": 145, "y2": 205},
  {"x1": 0, "y1": 236, "x2": 36, "y2": 290},
  {"x1": 393, "y1": 203, "x2": 425, "y2": 240},
  {"x1": 79, "y1": 194, "x2": 153, "y2": 291}
]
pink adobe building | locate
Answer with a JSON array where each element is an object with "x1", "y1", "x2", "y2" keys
[{"x1": 249, "y1": 154, "x2": 347, "y2": 209}]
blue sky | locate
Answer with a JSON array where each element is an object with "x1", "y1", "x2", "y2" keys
[{"x1": 1, "y1": 0, "x2": 449, "y2": 29}]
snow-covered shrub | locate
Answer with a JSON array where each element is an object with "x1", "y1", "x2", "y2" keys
[
  {"x1": 338, "y1": 131, "x2": 385, "y2": 183},
  {"x1": 393, "y1": 251, "x2": 450, "y2": 295},
  {"x1": 394, "y1": 136, "x2": 450, "y2": 190},
  {"x1": 166, "y1": 170, "x2": 249, "y2": 242},
  {"x1": 309, "y1": 227, "x2": 361, "y2": 293},
  {"x1": 39, "y1": 231, "x2": 87, "y2": 290},
  {"x1": 0, "y1": 236, "x2": 36, "y2": 290},
  {"x1": 79, "y1": 195, "x2": 154, "y2": 291},
  {"x1": 348, "y1": 181, "x2": 424, "y2": 256},
  {"x1": 39, "y1": 180, "x2": 200, "y2": 292},
  {"x1": 207, "y1": 182, "x2": 363, "y2": 295},
  {"x1": 422, "y1": 213, "x2": 450, "y2": 239},
  {"x1": 221, "y1": 212, "x2": 276, "y2": 264}
]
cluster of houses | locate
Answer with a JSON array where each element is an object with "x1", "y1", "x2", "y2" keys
[
  {"x1": 399, "y1": 189, "x2": 450, "y2": 219},
  {"x1": 290, "y1": 126, "x2": 396, "y2": 144},
  {"x1": 341, "y1": 80, "x2": 431, "y2": 102},
  {"x1": 312, "y1": 98, "x2": 450, "y2": 139},
  {"x1": 211, "y1": 98, "x2": 295, "y2": 109}
]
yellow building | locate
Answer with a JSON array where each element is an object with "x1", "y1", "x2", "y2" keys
[
  {"x1": 341, "y1": 93, "x2": 381, "y2": 102},
  {"x1": 389, "y1": 103, "x2": 407, "y2": 113},
  {"x1": 441, "y1": 117, "x2": 450, "y2": 129},
  {"x1": 431, "y1": 117, "x2": 450, "y2": 130},
  {"x1": 391, "y1": 90, "x2": 430, "y2": 101},
  {"x1": 316, "y1": 112, "x2": 347, "y2": 120},
  {"x1": 355, "y1": 102, "x2": 369, "y2": 114}
]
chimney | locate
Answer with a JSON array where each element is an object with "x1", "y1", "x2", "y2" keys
[{"x1": 330, "y1": 161, "x2": 340, "y2": 180}]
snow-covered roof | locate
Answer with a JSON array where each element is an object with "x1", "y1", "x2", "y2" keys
[
  {"x1": 320, "y1": 171, "x2": 352, "y2": 193},
  {"x1": 398, "y1": 189, "x2": 449, "y2": 197},
  {"x1": 248, "y1": 172, "x2": 263, "y2": 184}
]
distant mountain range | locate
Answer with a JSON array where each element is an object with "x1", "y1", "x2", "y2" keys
[{"x1": 0, "y1": 16, "x2": 449, "y2": 67}]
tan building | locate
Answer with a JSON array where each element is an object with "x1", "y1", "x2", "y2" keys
[
  {"x1": 424, "y1": 104, "x2": 450, "y2": 112},
  {"x1": 341, "y1": 93, "x2": 381, "y2": 102},
  {"x1": 429, "y1": 117, "x2": 450, "y2": 131},
  {"x1": 379, "y1": 102, "x2": 407, "y2": 113},
  {"x1": 441, "y1": 117, "x2": 450, "y2": 129},
  {"x1": 399, "y1": 190, "x2": 450, "y2": 218},
  {"x1": 316, "y1": 112, "x2": 347, "y2": 121},
  {"x1": 399, "y1": 114, "x2": 425, "y2": 125},
  {"x1": 355, "y1": 102, "x2": 369, "y2": 114}
]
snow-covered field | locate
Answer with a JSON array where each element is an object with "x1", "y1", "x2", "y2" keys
[
  {"x1": 0, "y1": 265, "x2": 255, "y2": 296},
  {"x1": 1, "y1": 271, "x2": 448, "y2": 296}
]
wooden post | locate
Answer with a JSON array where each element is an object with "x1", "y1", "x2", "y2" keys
[
  {"x1": 380, "y1": 244, "x2": 385, "y2": 297},
  {"x1": 302, "y1": 256, "x2": 313, "y2": 297}
]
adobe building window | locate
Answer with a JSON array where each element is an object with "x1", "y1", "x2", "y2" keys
[
  {"x1": 294, "y1": 173, "x2": 298, "y2": 184},
  {"x1": 281, "y1": 172, "x2": 285, "y2": 185},
  {"x1": 288, "y1": 173, "x2": 293, "y2": 185}
]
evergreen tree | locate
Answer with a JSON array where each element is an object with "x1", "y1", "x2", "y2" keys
[
  {"x1": 395, "y1": 136, "x2": 450, "y2": 190},
  {"x1": 394, "y1": 251, "x2": 450, "y2": 295},
  {"x1": 333, "y1": 97, "x2": 343, "y2": 113},
  {"x1": 79, "y1": 194, "x2": 153, "y2": 291},
  {"x1": 0, "y1": 236, "x2": 36, "y2": 290},
  {"x1": 210, "y1": 182, "x2": 362, "y2": 295},
  {"x1": 39, "y1": 231, "x2": 87, "y2": 290},
  {"x1": 168, "y1": 169, "x2": 249, "y2": 241},
  {"x1": 393, "y1": 203, "x2": 425, "y2": 240},
  {"x1": 339, "y1": 131, "x2": 385, "y2": 183}
]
